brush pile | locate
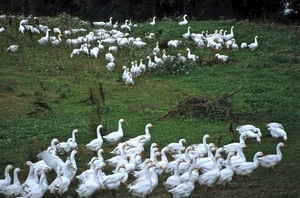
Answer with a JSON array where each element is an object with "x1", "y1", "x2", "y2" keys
[{"x1": 159, "y1": 88, "x2": 242, "y2": 121}]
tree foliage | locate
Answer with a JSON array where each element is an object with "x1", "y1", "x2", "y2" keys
[{"x1": 0, "y1": 0, "x2": 299, "y2": 23}]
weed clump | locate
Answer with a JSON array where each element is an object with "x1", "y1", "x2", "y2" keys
[{"x1": 159, "y1": 88, "x2": 243, "y2": 122}]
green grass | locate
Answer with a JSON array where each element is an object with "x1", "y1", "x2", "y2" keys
[{"x1": 0, "y1": 14, "x2": 300, "y2": 197}]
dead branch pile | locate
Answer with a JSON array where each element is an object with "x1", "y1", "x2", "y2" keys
[
  {"x1": 158, "y1": 88, "x2": 243, "y2": 121},
  {"x1": 27, "y1": 102, "x2": 53, "y2": 117}
]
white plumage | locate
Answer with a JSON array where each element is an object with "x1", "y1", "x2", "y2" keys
[
  {"x1": 233, "y1": 151, "x2": 264, "y2": 179},
  {"x1": 178, "y1": 14, "x2": 188, "y2": 25},
  {"x1": 6, "y1": 45, "x2": 19, "y2": 52},
  {"x1": 150, "y1": 17, "x2": 156, "y2": 25},
  {"x1": 248, "y1": 36, "x2": 258, "y2": 50},
  {"x1": 215, "y1": 53, "x2": 228, "y2": 63},
  {"x1": 146, "y1": 56, "x2": 157, "y2": 71},
  {"x1": 168, "y1": 166, "x2": 197, "y2": 198},
  {"x1": 37, "y1": 29, "x2": 51, "y2": 44},
  {"x1": 125, "y1": 72, "x2": 134, "y2": 87},
  {"x1": 0, "y1": 167, "x2": 27, "y2": 197},
  {"x1": 90, "y1": 47, "x2": 99, "y2": 58},
  {"x1": 182, "y1": 26, "x2": 191, "y2": 39},
  {"x1": 0, "y1": 165, "x2": 13, "y2": 191},
  {"x1": 216, "y1": 152, "x2": 235, "y2": 188},
  {"x1": 267, "y1": 126, "x2": 288, "y2": 142},
  {"x1": 86, "y1": 125, "x2": 104, "y2": 152},
  {"x1": 106, "y1": 61, "x2": 116, "y2": 72},
  {"x1": 103, "y1": 119, "x2": 125, "y2": 145},
  {"x1": 186, "y1": 48, "x2": 198, "y2": 62},
  {"x1": 258, "y1": 142, "x2": 286, "y2": 172}
]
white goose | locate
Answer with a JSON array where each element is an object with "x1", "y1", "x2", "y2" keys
[
  {"x1": 94, "y1": 149, "x2": 105, "y2": 167},
  {"x1": 113, "y1": 22, "x2": 119, "y2": 29},
  {"x1": 225, "y1": 39, "x2": 234, "y2": 49},
  {"x1": 121, "y1": 19, "x2": 130, "y2": 30},
  {"x1": 70, "y1": 47, "x2": 82, "y2": 58},
  {"x1": 86, "y1": 125, "x2": 104, "y2": 152},
  {"x1": 36, "y1": 149, "x2": 65, "y2": 175},
  {"x1": 139, "y1": 59, "x2": 146, "y2": 73},
  {"x1": 25, "y1": 173, "x2": 47, "y2": 198},
  {"x1": 130, "y1": 123, "x2": 154, "y2": 146},
  {"x1": 182, "y1": 26, "x2": 191, "y2": 39},
  {"x1": 105, "y1": 52, "x2": 115, "y2": 62},
  {"x1": 56, "y1": 129, "x2": 80, "y2": 155},
  {"x1": 97, "y1": 40, "x2": 104, "y2": 51},
  {"x1": 106, "y1": 61, "x2": 116, "y2": 72},
  {"x1": 134, "y1": 60, "x2": 141, "y2": 76},
  {"x1": 23, "y1": 165, "x2": 45, "y2": 195},
  {"x1": 248, "y1": 36, "x2": 258, "y2": 50},
  {"x1": 155, "y1": 146, "x2": 171, "y2": 175},
  {"x1": 0, "y1": 167, "x2": 26, "y2": 197},
  {"x1": 216, "y1": 151, "x2": 235, "y2": 189},
  {"x1": 167, "y1": 138, "x2": 186, "y2": 154},
  {"x1": 122, "y1": 66, "x2": 129, "y2": 82},
  {"x1": 37, "y1": 29, "x2": 51, "y2": 44},
  {"x1": 102, "y1": 164, "x2": 129, "y2": 196},
  {"x1": 153, "y1": 42, "x2": 160, "y2": 53},
  {"x1": 146, "y1": 56, "x2": 157, "y2": 71},
  {"x1": 150, "y1": 16, "x2": 156, "y2": 25},
  {"x1": 233, "y1": 151, "x2": 264, "y2": 180},
  {"x1": 198, "y1": 153, "x2": 221, "y2": 192},
  {"x1": 0, "y1": 165, "x2": 13, "y2": 191},
  {"x1": 68, "y1": 150, "x2": 78, "y2": 181},
  {"x1": 168, "y1": 166, "x2": 198, "y2": 198},
  {"x1": 48, "y1": 159, "x2": 72, "y2": 196},
  {"x1": 215, "y1": 53, "x2": 228, "y2": 63},
  {"x1": 195, "y1": 143, "x2": 215, "y2": 167},
  {"x1": 266, "y1": 122, "x2": 284, "y2": 130},
  {"x1": 163, "y1": 158, "x2": 185, "y2": 192},
  {"x1": 198, "y1": 147, "x2": 224, "y2": 173},
  {"x1": 22, "y1": 161, "x2": 38, "y2": 189},
  {"x1": 267, "y1": 125, "x2": 287, "y2": 142},
  {"x1": 258, "y1": 142, "x2": 286, "y2": 172},
  {"x1": 127, "y1": 162, "x2": 156, "y2": 197},
  {"x1": 180, "y1": 153, "x2": 200, "y2": 183},
  {"x1": 19, "y1": 21, "x2": 26, "y2": 33},
  {"x1": 223, "y1": 26, "x2": 234, "y2": 41},
  {"x1": 123, "y1": 137, "x2": 146, "y2": 156},
  {"x1": 190, "y1": 134, "x2": 211, "y2": 157},
  {"x1": 179, "y1": 146, "x2": 195, "y2": 174},
  {"x1": 153, "y1": 52, "x2": 164, "y2": 65},
  {"x1": 231, "y1": 38, "x2": 239, "y2": 51},
  {"x1": 51, "y1": 33, "x2": 62, "y2": 45},
  {"x1": 186, "y1": 48, "x2": 198, "y2": 62},
  {"x1": 75, "y1": 165, "x2": 103, "y2": 197},
  {"x1": 229, "y1": 143, "x2": 247, "y2": 167},
  {"x1": 106, "y1": 143, "x2": 128, "y2": 168},
  {"x1": 75, "y1": 156, "x2": 99, "y2": 183},
  {"x1": 105, "y1": 16, "x2": 113, "y2": 27},
  {"x1": 223, "y1": 133, "x2": 247, "y2": 153},
  {"x1": 240, "y1": 42, "x2": 248, "y2": 49},
  {"x1": 237, "y1": 124, "x2": 262, "y2": 137},
  {"x1": 6, "y1": 45, "x2": 19, "y2": 52},
  {"x1": 90, "y1": 47, "x2": 100, "y2": 58},
  {"x1": 178, "y1": 14, "x2": 188, "y2": 25},
  {"x1": 125, "y1": 72, "x2": 134, "y2": 88},
  {"x1": 165, "y1": 147, "x2": 185, "y2": 174}
]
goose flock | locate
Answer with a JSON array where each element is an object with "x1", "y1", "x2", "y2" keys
[
  {"x1": 3, "y1": 14, "x2": 259, "y2": 89},
  {"x1": 0, "y1": 119, "x2": 287, "y2": 197},
  {"x1": 1, "y1": 14, "x2": 272, "y2": 197}
]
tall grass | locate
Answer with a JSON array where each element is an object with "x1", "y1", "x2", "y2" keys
[{"x1": 0, "y1": 14, "x2": 300, "y2": 197}]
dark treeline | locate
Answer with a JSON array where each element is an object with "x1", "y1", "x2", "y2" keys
[{"x1": 0, "y1": 0, "x2": 300, "y2": 23}]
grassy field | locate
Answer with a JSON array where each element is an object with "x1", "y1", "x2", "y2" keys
[{"x1": 0, "y1": 14, "x2": 300, "y2": 197}]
